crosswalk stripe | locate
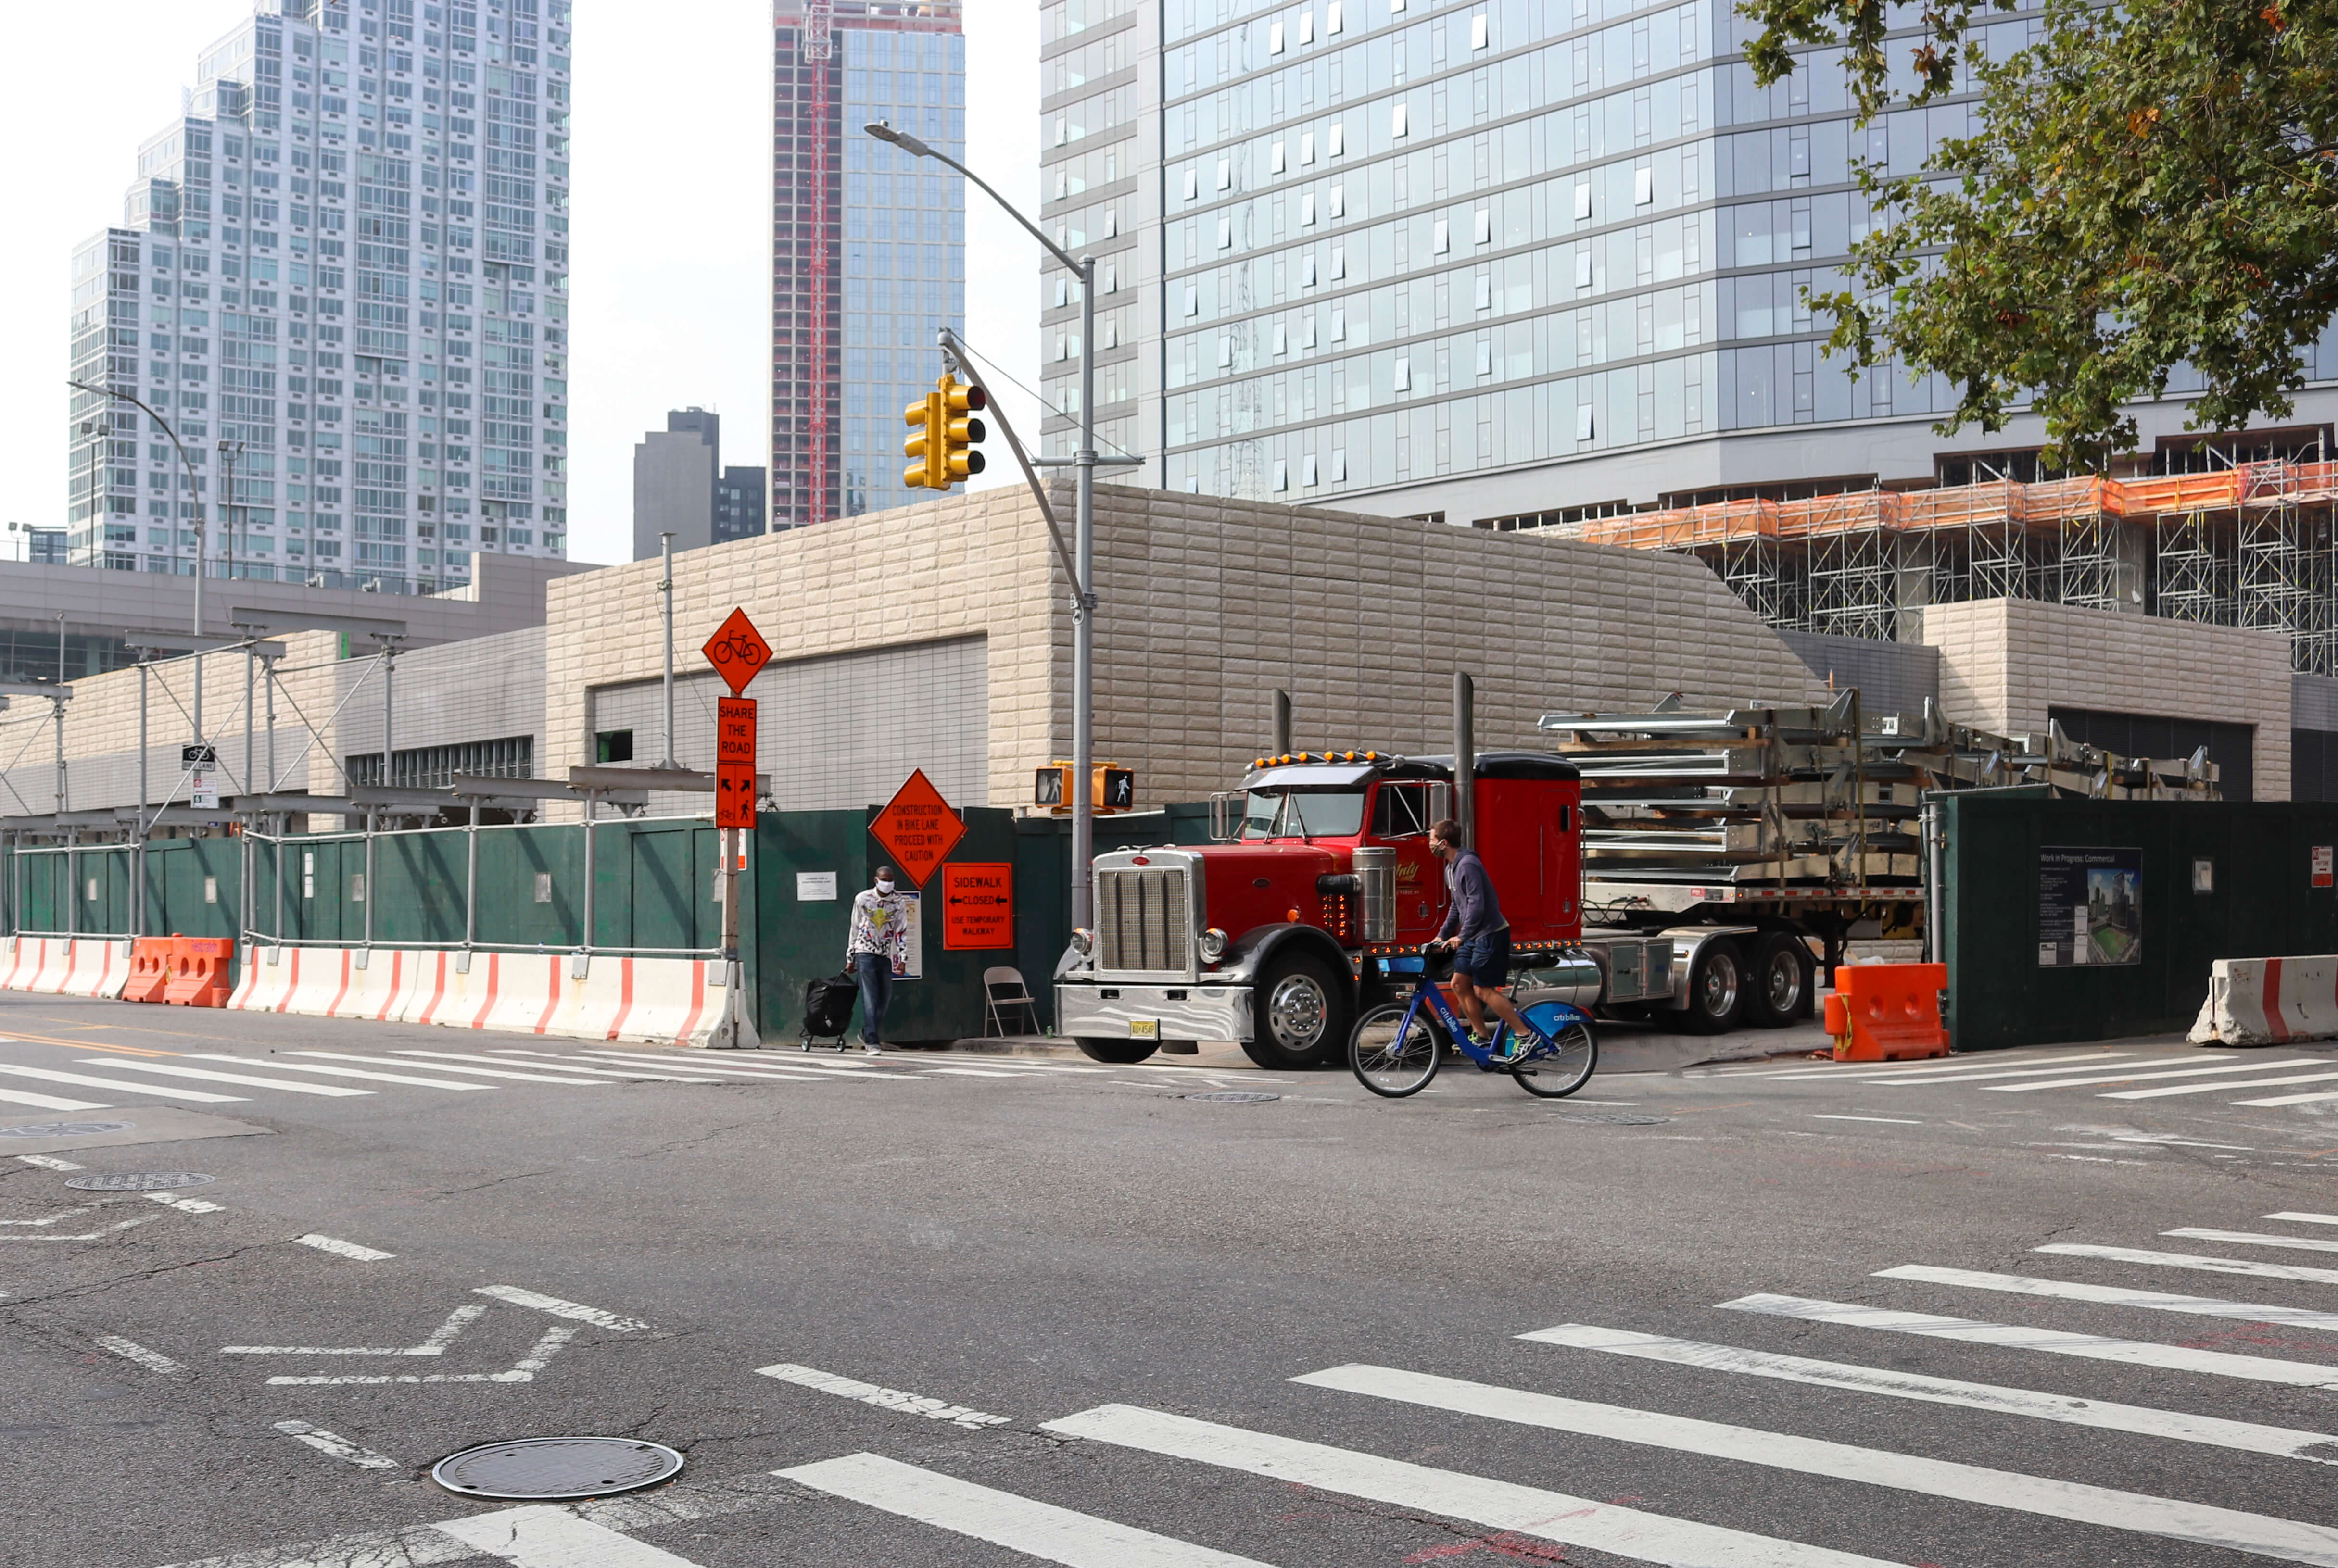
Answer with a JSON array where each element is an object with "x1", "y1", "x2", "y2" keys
[
  {"x1": 1042, "y1": 1402, "x2": 1904, "y2": 1568},
  {"x1": 1720, "y1": 1292, "x2": 2338, "y2": 1388},
  {"x1": 0, "y1": 1085, "x2": 109, "y2": 1111},
  {"x1": 926, "y1": 1066, "x2": 1027, "y2": 1078},
  {"x1": 289, "y1": 1051, "x2": 610, "y2": 1086},
  {"x1": 392, "y1": 1049, "x2": 719, "y2": 1083},
  {"x1": 513, "y1": 1052, "x2": 840, "y2": 1081},
  {"x1": 2167, "y1": 1227, "x2": 2338, "y2": 1256},
  {"x1": 189, "y1": 1054, "x2": 490, "y2": 1091},
  {"x1": 0, "y1": 1061, "x2": 245, "y2": 1103},
  {"x1": 1300, "y1": 1361, "x2": 2338, "y2": 1562},
  {"x1": 779, "y1": 1453, "x2": 1276, "y2": 1566},
  {"x1": 1756, "y1": 1052, "x2": 2136, "y2": 1082},
  {"x1": 577, "y1": 1051, "x2": 884, "y2": 1081},
  {"x1": 2037, "y1": 1242, "x2": 2338, "y2": 1286},
  {"x1": 2237, "y1": 1089, "x2": 2338, "y2": 1107},
  {"x1": 75, "y1": 1058, "x2": 371, "y2": 1097},
  {"x1": 1978, "y1": 1058, "x2": 2326, "y2": 1093},
  {"x1": 433, "y1": 1503, "x2": 705, "y2": 1567},
  {"x1": 1519, "y1": 1322, "x2": 2338, "y2": 1463},
  {"x1": 2104, "y1": 1069, "x2": 2338, "y2": 1101},
  {"x1": 2267, "y1": 1212, "x2": 2338, "y2": 1226},
  {"x1": 1876, "y1": 1264, "x2": 2338, "y2": 1333}
]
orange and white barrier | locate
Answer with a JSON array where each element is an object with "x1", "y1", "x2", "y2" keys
[
  {"x1": 2191, "y1": 955, "x2": 2338, "y2": 1046},
  {"x1": 225, "y1": 944, "x2": 745, "y2": 1047},
  {"x1": 0, "y1": 936, "x2": 130, "y2": 1000}
]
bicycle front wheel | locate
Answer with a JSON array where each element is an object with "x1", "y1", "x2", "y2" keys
[
  {"x1": 1510, "y1": 1013, "x2": 1597, "y2": 1099},
  {"x1": 1349, "y1": 1002, "x2": 1442, "y2": 1098}
]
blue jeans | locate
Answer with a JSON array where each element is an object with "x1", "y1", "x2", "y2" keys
[{"x1": 852, "y1": 953, "x2": 894, "y2": 1044}]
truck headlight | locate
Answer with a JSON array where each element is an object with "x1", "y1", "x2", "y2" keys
[
  {"x1": 1069, "y1": 928, "x2": 1094, "y2": 956},
  {"x1": 1198, "y1": 927, "x2": 1229, "y2": 962}
]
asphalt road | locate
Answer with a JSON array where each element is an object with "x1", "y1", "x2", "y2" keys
[{"x1": 5, "y1": 993, "x2": 2338, "y2": 1568}]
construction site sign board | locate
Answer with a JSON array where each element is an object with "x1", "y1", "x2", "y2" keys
[
  {"x1": 715, "y1": 696, "x2": 757, "y2": 830},
  {"x1": 702, "y1": 607, "x2": 772, "y2": 696},
  {"x1": 868, "y1": 768, "x2": 966, "y2": 889},
  {"x1": 941, "y1": 862, "x2": 1014, "y2": 950}
]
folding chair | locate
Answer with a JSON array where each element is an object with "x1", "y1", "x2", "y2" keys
[{"x1": 983, "y1": 965, "x2": 1040, "y2": 1037}]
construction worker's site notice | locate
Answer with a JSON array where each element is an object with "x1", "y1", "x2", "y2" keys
[
  {"x1": 942, "y1": 862, "x2": 1014, "y2": 950},
  {"x1": 869, "y1": 768, "x2": 966, "y2": 888}
]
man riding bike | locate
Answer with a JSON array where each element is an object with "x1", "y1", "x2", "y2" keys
[{"x1": 1427, "y1": 817, "x2": 1539, "y2": 1060}]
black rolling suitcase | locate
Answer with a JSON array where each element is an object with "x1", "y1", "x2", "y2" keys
[{"x1": 801, "y1": 972, "x2": 859, "y2": 1051}]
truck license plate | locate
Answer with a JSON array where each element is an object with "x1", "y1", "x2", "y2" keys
[{"x1": 1128, "y1": 1019, "x2": 1160, "y2": 1039}]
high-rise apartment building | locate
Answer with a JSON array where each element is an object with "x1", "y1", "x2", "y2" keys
[
  {"x1": 68, "y1": 0, "x2": 571, "y2": 593},
  {"x1": 1039, "y1": 0, "x2": 2338, "y2": 523},
  {"x1": 771, "y1": 1, "x2": 967, "y2": 529}
]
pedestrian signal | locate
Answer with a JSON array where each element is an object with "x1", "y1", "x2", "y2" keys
[
  {"x1": 1035, "y1": 761, "x2": 1135, "y2": 814},
  {"x1": 905, "y1": 374, "x2": 986, "y2": 490}
]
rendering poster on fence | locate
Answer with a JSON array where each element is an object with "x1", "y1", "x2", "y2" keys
[
  {"x1": 2037, "y1": 845, "x2": 2143, "y2": 966},
  {"x1": 893, "y1": 891, "x2": 923, "y2": 980}
]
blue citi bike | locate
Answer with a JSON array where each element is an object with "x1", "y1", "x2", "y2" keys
[{"x1": 1347, "y1": 951, "x2": 1598, "y2": 1099}]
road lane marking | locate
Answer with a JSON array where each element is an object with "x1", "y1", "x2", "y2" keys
[
  {"x1": 2166, "y1": 1227, "x2": 2338, "y2": 1255},
  {"x1": 434, "y1": 1503, "x2": 707, "y2": 1567},
  {"x1": 1299, "y1": 1361, "x2": 2338, "y2": 1563},
  {"x1": 556, "y1": 1050, "x2": 862, "y2": 1080},
  {"x1": 1519, "y1": 1322, "x2": 2338, "y2": 1463},
  {"x1": 97, "y1": 1334, "x2": 185, "y2": 1375},
  {"x1": 294, "y1": 1233, "x2": 396, "y2": 1261},
  {"x1": 0, "y1": 1085, "x2": 112, "y2": 1111},
  {"x1": 0, "y1": 1212, "x2": 157, "y2": 1242},
  {"x1": 15, "y1": 1154, "x2": 82, "y2": 1170},
  {"x1": 288, "y1": 1051, "x2": 610, "y2": 1086},
  {"x1": 758, "y1": 1361, "x2": 1011, "y2": 1428},
  {"x1": 924, "y1": 1066, "x2": 1025, "y2": 1078},
  {"x1": 2238, "y1": 1089, "x2": 2338, "y2": 1107},
  {"x1": 1720, "y1": 1292, "x2": 2338, "y2": 1388},
  {"x1": 2267, "y1": 1212, "x2": 2338, "y2": 1226},
  {"x1": 1757, "y1": 1052, "x2": 2137, "y2": 1082},
  {"x1": 1976, "y1": 1058, "x2": 2326, "y2": 1093},
  {"x1": 2105, "y1": 1069, "x2": 2338, "y2": 1100},
  {"x1": 224, "y1": 1303, "x2": 488, "y2": 1356},
  {"x1": 1, "y1": 1203, "x2": 100, "y2": 1227},
  {"x1": 1877, "y1": 1264, "x2": 2338, "y2": 1334},
  {"x1": 1811, "y1": 1115, "x2": 1923, "y2": 1125},
  {"x1": 272, "y1": 1419, "x2": 401, "y2": 1469},
  {"x1": 779, "y1": 1452, "x2": 1276, "y2": 1565},
  {"x1": 0, "y1": 1061, "x2": 245, "y2": 1102},
  {"x1": 190, "y1": 1054, "x2": 491, "y2": 1091},
  {"x1": 264, "y1": 1324, "x2": 575, "y2": 1385},
  {"x1": 143, "y1": 1191, "x2": 224, "y2": 1214},
  {"x1": 2038, "y1": 1243, "x2": 2338, "y2": 1286},
  {"x1": 1041, "y1": 1403, "x2": 1908, "y2": 1568},
  {"x1": 393, "y1": 1049, "x2": 720, "y2": 1083},
  {"x1": 475, "y1": 1284, "x2": 649, "y2": 1331},
  {"x1": 75, "y1": 1058, "x2": 372, "y2": 1097}
]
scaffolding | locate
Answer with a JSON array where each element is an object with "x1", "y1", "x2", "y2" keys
[{"x1": 1556, "y1": 460, "x2": 2338, "y2": 674}]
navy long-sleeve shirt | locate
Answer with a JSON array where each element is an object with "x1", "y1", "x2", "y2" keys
[{"x1": 1436, "y1": 849, "x2": 1508, "y2": 943}]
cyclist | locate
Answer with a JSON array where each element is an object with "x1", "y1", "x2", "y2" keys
[{"x1": 1427, "y1": 817, "x2": 1540, "y2": 1060}]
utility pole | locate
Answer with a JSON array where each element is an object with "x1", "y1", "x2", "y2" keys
[
  {"x1": 657, "y1": 531, "x2": 679, "y2": 768},
  {"x1": 69, "y1": 380, "x2": 205, "y2": 739}
]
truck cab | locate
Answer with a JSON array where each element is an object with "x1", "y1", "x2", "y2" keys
[{"x1": 1054, "y1": 752, "x2": 1585, "y2": 1069}]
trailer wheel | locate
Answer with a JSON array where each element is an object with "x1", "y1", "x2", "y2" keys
[
  {"x1": 1744, "y1": 933, "x2": 1814, "y2": 1029},
  {"x1": 1681, "y1": 938, "x2": 1746, "y2": 1034},
  {"x1": 1074, "y1": 1037, "x2": 1161, "y2": 1065},
  {"x1": 1242, "y1": 951, "x2": 1352, "y2": 1070}
]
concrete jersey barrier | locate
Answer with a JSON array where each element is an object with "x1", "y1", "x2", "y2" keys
[
  {"x1": 0, "y1": 936, "x2": 130, "y2": 1000},
  {"x1": 2191, "y1": 955, "x2": 2338, "y2": 1046}
]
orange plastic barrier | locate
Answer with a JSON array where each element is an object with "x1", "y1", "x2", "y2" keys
[
  {"x1": 1826, "y1": 962, "x2": 1950, "y2": 1062},
  {"x1": 164, "y1": 937, "x2": 236, "y2": 1007},
  {"x1": 122, "y1": 936, "x2": 178, "y2": 1004}
]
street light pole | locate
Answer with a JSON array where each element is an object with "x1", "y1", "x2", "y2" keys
[
  {"x1": 68, "y1": 379, "x2": 206, "y2": 740},
  {"x1": 860, "y1": 119, "x2": 1106, "y2": 931}
]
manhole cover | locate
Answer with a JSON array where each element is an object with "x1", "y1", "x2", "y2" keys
[
  {"x1": 431, "y1": 1437, "x2": 685, "y2": 1501},
  {"x1": 1184, "y1": 1091, "x2": 1280, "y2": 1104},
  {"x1": 65, "y1": 1172, "x2": 216, "y2": 1192},
  {"x1": 0, "y1": 1121, "x2": 132, "y2": 1139},
  {"x1": 1546, "y1": 1111, "x2": 1670, "y2": 1126}
]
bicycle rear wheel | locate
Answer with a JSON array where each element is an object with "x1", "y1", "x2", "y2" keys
[
  {"x1": 1349, "y1": 1002, "x2": 1442, "y2": 1098},
  {"x1": 1509, "y1": 1009, "x2": 1597, "y2": 1099}
]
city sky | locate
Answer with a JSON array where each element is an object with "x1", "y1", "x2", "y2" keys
[{"x1": 0, "y1": 0, "x2": 1039, "y2": 571}]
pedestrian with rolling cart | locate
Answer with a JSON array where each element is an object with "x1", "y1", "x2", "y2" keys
[{"x1": 845, "y1": 865, "x2": 911, "y2": 1054}]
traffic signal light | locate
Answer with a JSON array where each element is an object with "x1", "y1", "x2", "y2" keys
[{"x1": 904, "y1": 374, "x2": 987, "y2": 491}]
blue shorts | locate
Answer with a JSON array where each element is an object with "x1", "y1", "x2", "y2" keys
[{"x1": 1453, "y1": 928, "x2": 1511, "y2": 987}]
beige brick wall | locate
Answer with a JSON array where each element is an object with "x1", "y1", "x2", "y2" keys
[{"x1": 1918, "y1": 599, "x2": 2294, "y2": 799}]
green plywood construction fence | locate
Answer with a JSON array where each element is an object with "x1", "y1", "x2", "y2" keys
[{"x1": 1940, "y1": 796, "x2": 2338, "y2": 1050}]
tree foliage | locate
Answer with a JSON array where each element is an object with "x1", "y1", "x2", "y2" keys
[{"x1": 1741, "y1": 0, "x2": 2338, "y2": 462}]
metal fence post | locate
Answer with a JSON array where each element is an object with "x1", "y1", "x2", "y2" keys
[
  {"x1": 362, "y1": 805, "x2": 376, "y2": 951},
  {"x1": 137, "y1": 660, "x2": 149, "y2": 938},
  {"x1": 580, "y1": 789, "x2": 597, "y2": 956},
  {"x1": 464, "y1": 800, "x2": 480, "y2": 951}
]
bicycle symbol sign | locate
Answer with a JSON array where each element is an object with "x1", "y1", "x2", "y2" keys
[{"x1": 701, "y1": 607, "x2": 772, "y2": 696}]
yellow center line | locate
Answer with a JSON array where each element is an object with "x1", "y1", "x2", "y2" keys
[{"x1": 0, "y1": 1030, "x2": 180, "y2": 1058}]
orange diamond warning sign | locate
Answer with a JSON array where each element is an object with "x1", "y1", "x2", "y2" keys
[
  {"x1": 868, "y1": 768, "x2": 966, "y2": 889},
  {"x1": 701, "y1": 607, "x2": 772, "y2": 696},
  {"x1": 942, "y1": 862, "x2": 1014, "y2": 950}
]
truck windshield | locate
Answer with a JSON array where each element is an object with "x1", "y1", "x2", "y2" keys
[{"x1": 1241, "y1": 790, "x2": 1367, "y2": 839}]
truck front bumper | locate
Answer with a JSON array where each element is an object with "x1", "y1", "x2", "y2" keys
[{"x1": 1055, "y1": 980, "x2": 1252, "y2": 1045}]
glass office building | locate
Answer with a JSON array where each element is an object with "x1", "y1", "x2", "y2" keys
[
  {"x1": 1040, "y1": 0, "x2": 2338, "y2": 523},
  {"x1": 771, "y1": 1, "x2": 967, "y2": 529},
  {"x1": 68, "y1": 0, "x2": 570, "y2": 591}
]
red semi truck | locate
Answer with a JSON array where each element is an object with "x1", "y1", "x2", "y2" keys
[{"x1": 1053, "y1": 750, "x2": 1683, "y2": 1069}]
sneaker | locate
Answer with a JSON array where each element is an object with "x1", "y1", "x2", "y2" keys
[{"x1": 863, "y1": 1042, "x2": 884, "y2": 1056}]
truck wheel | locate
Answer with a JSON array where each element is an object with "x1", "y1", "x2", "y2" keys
[
  {"x1": 1744, "y1": 933, "x2": 1814, "y2": 1028},
  {"x1": 1243, "y1": 952, "x2": 1352, "y2": 1070},
  {"x1": 1681, "y1": 939, "x2": 1746, "y2": 1034},
  {"x1": 1074, "y1": 1037, "x2": 1161, "y2": 1065}
]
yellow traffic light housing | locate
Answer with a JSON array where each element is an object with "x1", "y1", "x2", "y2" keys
[
  {"x1": 904, "y1": 374, "x2": 986, "y2": 491},
  {"x1": 902, "y1": 389, "x2": 944, "y2": 489}
]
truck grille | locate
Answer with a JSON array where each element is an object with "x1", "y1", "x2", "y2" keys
[{"x1": 1098, "y1": 866, "x2": 1190, "y2": 973}]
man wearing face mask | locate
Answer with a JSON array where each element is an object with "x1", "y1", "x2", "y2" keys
[{"x1": 845, "y1": 865, "x2": 911, "y2": 1054}]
